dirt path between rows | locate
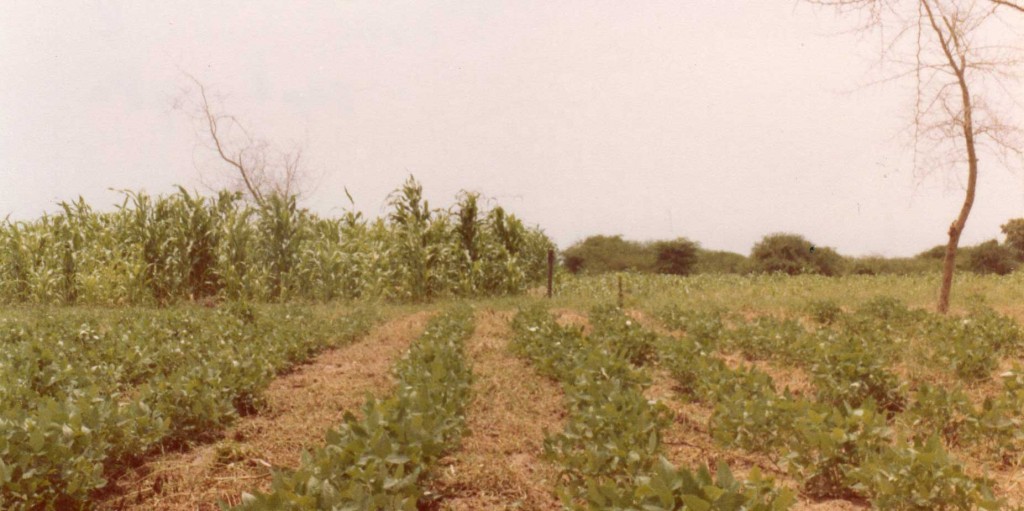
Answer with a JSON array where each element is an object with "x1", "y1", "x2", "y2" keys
[
  {"x1": 426, "y1": 309, "x2": 565, "y2": 511},
  {"x1": 98, "y1": 310, "x2": 432, "y2": 511}
]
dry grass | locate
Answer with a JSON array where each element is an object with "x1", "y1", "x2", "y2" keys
[
  {"x1": 425, "y1": 309, "x2": 565, "y2": 511},
  {"x1": 96, "y1": 310, "x2": 432, "y2": 511}
]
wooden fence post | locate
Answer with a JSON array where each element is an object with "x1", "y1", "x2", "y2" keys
[{"x1": 546, "y1": 249, "x2": 554, "y2": 298}]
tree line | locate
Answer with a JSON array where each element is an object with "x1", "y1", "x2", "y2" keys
[{"x1": 562, "y1": 225, "x2": 1024, "y2": 278}]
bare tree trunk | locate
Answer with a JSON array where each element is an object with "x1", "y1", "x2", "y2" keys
[
  {"x1": 925, "y1": 0, "x2": 979, "y2": 314},
  {"x1": 936, "y1": 135, "x2": 978, "y2": 313}
]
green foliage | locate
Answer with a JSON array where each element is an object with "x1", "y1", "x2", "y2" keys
[
  {"x1": 710, "y1": 370, "x2": 807, "y2": 456},
  {"x1": 856, "y1": 296, "x2": 916, "y2": 325},
  {"x1": 694, "y1": 249, "x2": 749, "y2": 275},
  {"x1": 750, "y1": 233, "x2": 843, "y2": 276},
  {"x1": 967, "y1": 240, "x2": 1018, "y2": 275},
  {"x1": 972, "y1": 368, "x2": 1024, "y2": 464},
  {"x1": 651, "y1": 238, "x2": 700, "y2": 276},
  {"x1": 721, "y1": 316, "x2": 809, "y2": 363},
  {"x1": 916, "y1": 244, "x2": 948, "y2": 260},
  {"x1": 588, "y1": 305, "x2": 660, "y2": 366},
  {"x1": 783, "y1": 403, "x2": 894, "y2": 499},
  {"x1": 903, "y1": 383, "x2": 974, "y2": 448},
  {"x1": 562, "y1": 235, "x2": 657, "y2": 275},
  {"x1": 846, "y1": 256, "x2": 940, "y2": 276},
  {"x1": 561, "y1": 235, "x2": 701, "y2": 276},
  {"x1": 925, "y1": 307, "x2": 1023, "y2": 380},
  {"x1": 235, "y1": 307, "x2": 474, "y2": 510},
  {"x1": 0, "y1": 178, "x2": 553, "y2": 304},
  {"x1": 0, "y1": 305, "x2": 377, "y2": 510},
  {"x1": 658, "y1": 337, "x2": 728, "y2": 402},
  {"x1": 1001, "y1": 218, "x2": 1024, "y2": 261},
  {"x1": 810, "y1": 333, "x2": 907, "y2": 413},
  {"x1": 849, "y1": 436, "x2": 1000, "y2": 510},
  {"x1": 510, "y1": 306, "x2": 793, "y2": 510},
  {"x1": 805, "y1": 299, "x2": 844, "y2": 325},
  {"x1": 584, "y1": 458, "x2": 795, "y2": 511},
  {"x1": 658, "y1": 306, "x2": 726, "y2": 347}
]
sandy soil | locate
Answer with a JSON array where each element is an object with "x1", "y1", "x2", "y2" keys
[{"x1": 425, "y1": 309, "x2": 566, "y2": 511}]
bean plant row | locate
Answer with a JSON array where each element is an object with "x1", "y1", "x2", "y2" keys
[
  {"x1": 0, "y1": 304, "x2": 377, "y2": 510},
  {"x1": 235, "y1": 306, "x2": 475, "y2": 510},
  {"x1": 510, "y1": 304, "x2": 794, "y2": 510},
  {"x1": 659, "y1": 297, "x2": 1023, "y2": 509}
]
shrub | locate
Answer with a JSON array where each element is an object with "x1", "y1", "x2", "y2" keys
[
  {"x1": 1001, "y1": 218, "x2": 1024, "y2": 261},
  {"x1": 695, "y1": 249, "x2": 749, "y2": 274},
  {"x1": 651, "y1": 238, "x2": 700, "y2": 275},
  {"x1": 750, "y1": 233, "x2": 843, "y2": 276},
  {"x1": 561, "y1": 235, "x2": 655, "y2": 274},
  {"x1": 967, "y1": 240, "x2": 1018, "y2": 275},
  {"x1": 847, "y1": 256, "x2": 940, "y2": 275}
]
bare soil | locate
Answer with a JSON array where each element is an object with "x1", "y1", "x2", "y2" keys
[
  {"x1": 426, "y1": 309, "x2": 565, "y2": 511},
  {"x1": 97, "y1": 310, "x2": 432, "y2": 511}
]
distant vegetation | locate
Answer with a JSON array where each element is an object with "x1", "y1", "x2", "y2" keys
[
  {"x1": 562, "y1": 235, "x2": 700, "y2": 275},
  {"x1": 562, "y1": 224, "x2": 1024, "y2": 277},
  {"x1": 0, "y1": 177, "x2": 554, "y2": 305}
]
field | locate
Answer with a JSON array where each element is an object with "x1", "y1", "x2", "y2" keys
[{"x1": 3, "y1": 273, "x2": 1024, "y2": 510}]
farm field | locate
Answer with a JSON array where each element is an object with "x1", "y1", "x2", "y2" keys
[
  {"x1": 7, "y1": 1, "x2": 1024, "y2": 509},
  {"x1": 2, "y1": 273, "x2": 1024, "y2": 509}
]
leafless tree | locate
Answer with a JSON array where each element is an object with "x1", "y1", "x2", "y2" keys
[
  {"x1": 175, "y1": 74, "x2": 313, "y2": 205},
  {"x1": 806, "y1": 0, "x2": 1023, "y2": 313}
]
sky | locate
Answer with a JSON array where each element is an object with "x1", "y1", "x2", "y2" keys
[{"x1": 2, "y1": 1, "x2": 1022, "y2": 257}]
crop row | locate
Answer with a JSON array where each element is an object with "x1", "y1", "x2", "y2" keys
[
  {"x1": 235, "y1": 305, "x2": 475, "y2": 510},
  {"x1": 510, "y1": 304, "x2": 794, "y2": 510},
  {"x1": 0, "y1": 304, "x2": 377, "y2": 510},
  {"x1": 657, "y1": 298, "x2": 1019, "y2": 508},
  {"x1": 0, "y1": 178, "x2": 553, "y2": 305}
]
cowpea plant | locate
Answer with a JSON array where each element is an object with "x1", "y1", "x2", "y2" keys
[
  {"x1": 234, "y1": 306, "x2": 475, "y2": 510},
  {"x1": 0, "y1": 305, "x2": 378, "y2": 510},
  {"x1": 510, "y1": 305, "x2": 794, "y2": 510}
]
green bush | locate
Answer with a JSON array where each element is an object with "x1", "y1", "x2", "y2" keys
[
  {"x1": 967, "y1": 240, "x2": 1018, "y2": 275},
  {"x1": 562, "y1": 235, "x2": 655, "y2": 274},
  {"x1": 846, "y1": 256, "x2": 940, "y2": 275},
  {"x1": 1001, "y1": 218, "x2": 1024, "y2": 261},
  {"x1": 694, "y1": 249, "x2": 749, "y2": 274},
  {"x1": 750, "y1": 233, "x2": 843, "y2": 276},
  {"x1": 651, "y1": 238, "x2": 700, "y2": 275}
]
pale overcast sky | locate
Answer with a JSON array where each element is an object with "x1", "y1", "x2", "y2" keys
[{"x1": 2, "y1": 1, "x2": 1022, "y2": 256}]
